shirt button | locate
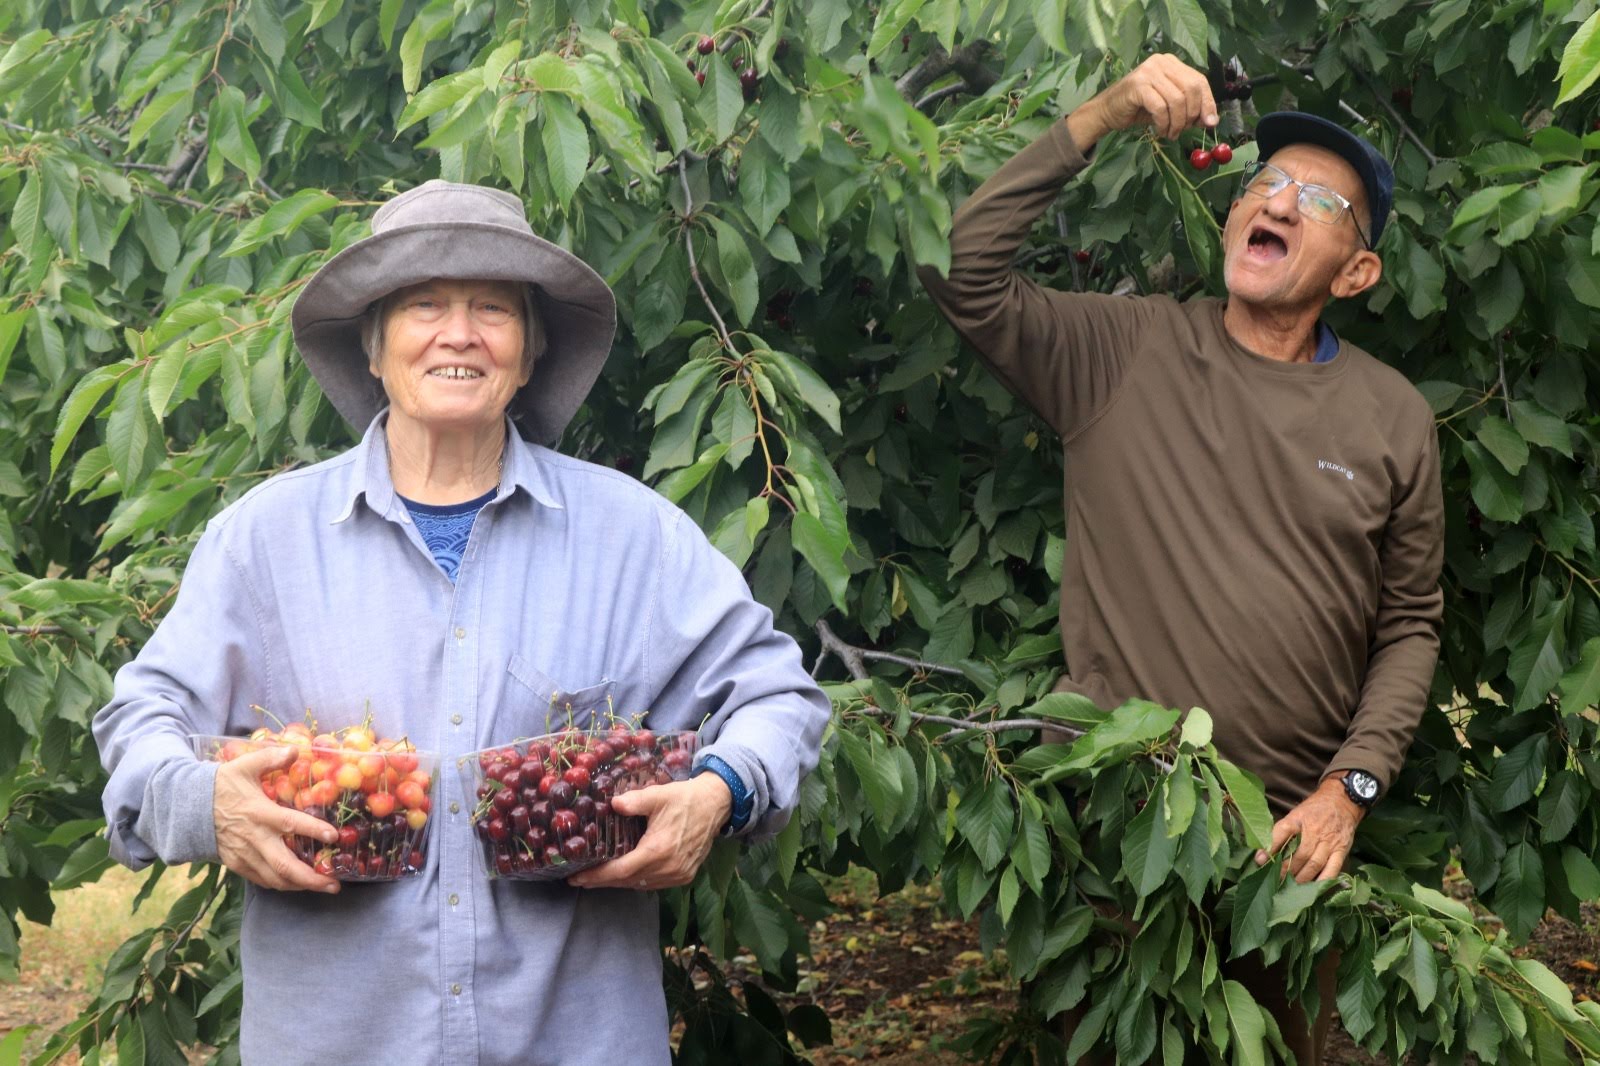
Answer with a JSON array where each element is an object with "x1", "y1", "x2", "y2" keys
[
  {"x1": 448, "y1": 893, "x2": 459, "y2": 906},
  {"x1": 451, "y1": 984, "x2": 462, "y2": 996},
  {"x1": 454, "y1": 626, "x2": 466, "y2": 639},
  {"x1": 450, "y1": 713, "x2": 462, "y2": 725},
  {"x1": 449, "y1": 801, "x2": 460, "y2": 814}
]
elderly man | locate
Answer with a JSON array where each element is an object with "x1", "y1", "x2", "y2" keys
[{"x1": 919, "y1": 54, "x2": 1443, "y2": 1062}]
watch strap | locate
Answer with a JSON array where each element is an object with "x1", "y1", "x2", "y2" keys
[{"x1": 693, "y1": 754, "x2": 753, "y2": 831}]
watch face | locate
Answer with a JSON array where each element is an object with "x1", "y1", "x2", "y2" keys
[{"x1": 1348, "y1": 772, "x2": 1379, "y2": 801}]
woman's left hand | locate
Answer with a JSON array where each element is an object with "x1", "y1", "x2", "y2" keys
[{"x1": 568, "y1": 773, "x2": 733, "y2": 890}]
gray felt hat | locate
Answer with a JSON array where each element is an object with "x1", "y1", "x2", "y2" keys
[{"x1": 291, "y1": 180, "x2": 617, "y2": 444}]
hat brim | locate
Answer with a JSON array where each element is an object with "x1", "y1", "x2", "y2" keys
[
  {"x1": 1255, "y1": 112, "x2": 1388, "y2": 247},
  {"x1": 290, "y1": 222, "x2": 617, "y2": 445}
]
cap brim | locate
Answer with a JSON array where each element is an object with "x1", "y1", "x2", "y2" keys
[
  {"x1": 1255, "y1": 112, "x2": 1386, "y2": 245},
  {"x1": 290, "y1": 223, "x2": 617, "y2": 445}
]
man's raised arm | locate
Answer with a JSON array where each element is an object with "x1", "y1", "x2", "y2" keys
[{"x1": 917, "y1": 55, "x2": 1218, "y2": 438}]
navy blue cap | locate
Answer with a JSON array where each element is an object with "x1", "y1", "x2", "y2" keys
[{"x1": 1255, "y1": 112, "x2": 1394, "y2": 249}]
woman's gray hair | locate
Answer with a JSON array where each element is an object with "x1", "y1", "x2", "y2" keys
[{"x1": 359, "y1": 283, "x2": 546, "y2": 377}]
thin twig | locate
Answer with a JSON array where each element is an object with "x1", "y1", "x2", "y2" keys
[
  {"x1": 1, "y1": 119, "x2": 39, "y2": 135},
  {"x1": 676, "y1": 153, "x2": 734, "y2": 352},
  {"x1": 1495, "y1": 335, "x2": 1512, "y2": 420},
  {"x1": 116, "y1": 161, "x2": 173, "y2": 172},
  {"x1": 2, "y1": 624, "x2": 65, "y2": 635},
  {"x1": 256, "y1": 177, "x2": 281, "y2": 200}
]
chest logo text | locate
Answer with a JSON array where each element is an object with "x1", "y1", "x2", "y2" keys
[{"x1": 1317, "y1": 459, "x2": 1355, "y2": 481}]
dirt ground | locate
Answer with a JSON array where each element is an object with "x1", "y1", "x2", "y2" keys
[{"x1": 4, "y1": 867, "x2": 1599, "y2": 1064}]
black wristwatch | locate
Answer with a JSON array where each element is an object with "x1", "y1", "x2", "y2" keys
[{"x1": 1340, "y1": 769, "x2": 1380, "y2": 809}]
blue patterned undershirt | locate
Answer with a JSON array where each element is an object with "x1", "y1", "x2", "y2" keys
[{"x1": 399, "y1": 488, "x2": 496, "y2": 582}]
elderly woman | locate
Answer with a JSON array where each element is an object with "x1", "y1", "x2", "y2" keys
[{"x1": 92, "y1": 181, "x2": 831, "y2": 1065}]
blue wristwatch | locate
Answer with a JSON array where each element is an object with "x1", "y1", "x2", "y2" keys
[{"x1": 693, "y1": 754, "x2": 753, "y2": 832}]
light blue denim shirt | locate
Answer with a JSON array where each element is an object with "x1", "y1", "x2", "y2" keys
[{"x1": 92, "y1": 413, "x2": 831, "y2": 1066}]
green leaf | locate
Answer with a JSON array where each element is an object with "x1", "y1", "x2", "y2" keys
[
  {"x1": 0, "y1": 308, "x2": 25, "y2": 388},
  {"x1": 1562, "y1": 846, "x2": 1600, "y2": 900},
  {"x1": 128, "y1": 88, "x2": 191, "y2": 150},
  {"x1": 739, "y1": 137, "x2": 791, "y2": 238},
  {"x1": 1463, "y1": 442, "x2": 1525, "y2": 523},
  {"x1": 954, "y1": 777, "x2": 1015, "y2": 871},
  {"x1": 1539, "y1": 771, "x2": 1585, "y2": 843},
  {"x1": 1122, "y1": 792, "x2": 1178, "y2": 897},
  {"x1": 1396, "y1": 927, "x2": 1439, "y2": 1010},
  {"x1": 866, "y1": 0, "x2": 928, "y2": 58},
  {"x1": 706, "y1": 216, "x2": 758, "y2": 326},
  {"x1": 762, "y1": 349, "x2": 840, "y2": 434},
  {"x1": 232, "y1": 189, "x2": 340, "y2": 258},
  {"x1": 51, "y1": 365, "x2": 123, "y2": 475},
  {"x1": 116, "y1": 1013, "x2": 146, "y2": 1066},
  {"x1": 1491, "y1": 840, "x2": 1546, "y2": 942},
  {"x1": 695, "y1": 54, "x2": 744, "y2": 144},
  {"x1": 1560, "y1": 637, "x2": 1600, "y2": 709},
  {"x1": 1228, "y1": 864, "x2": 1278, "y2": 958},
  {"x1": 1215, "y1": 760, "x2": 1272, "y2": 849},
  {"x1": 793, "y1": 511, "x2": 849, "y2": 610},
  {"x1": 1160, "y1": 0, "x2": 1210, "y2": 63},
  {"x1": 396, "y1": 70, "x2": 485, "y2": 133},
  {"x1": 540, "y1": 94, "x2": 589, "y2": 208},
  {"x1": 211, "y1": 85, "x2": 262, "y2": 183},
  {"x1": 1555, "y1": 10, "x2": 1600, "y2": 106},
  {"x1": 1491, "y1": 733, "x2": 1550, "y2": 812},
  {"x1": 1179, "y1": 707, "x2": 1213, "y2": 749},
  {"x1": 1027, "y1": 691, "x2": 1106, "y2": 728},
  {"x1": 1508, "y1": 601, "x2": 1568, "y2": 713},
  {"x1": 1476, "y1": 415, "x2": 1529, "y2": 474},
  {"x1": 1164, "y1": 757, "x2": 1196, "y2": 839},
  {"x1": 1221, "y1": 979, "x2": 1267, "y2": 1066}
]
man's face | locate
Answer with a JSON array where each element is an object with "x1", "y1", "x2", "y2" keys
[{"x1": 1221, "y1": 144, "x2": 1377, "y2": 311}]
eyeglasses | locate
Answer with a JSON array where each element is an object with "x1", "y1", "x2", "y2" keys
[{"x1": 1239, "y1": 161, "x2": 1371, "y2": 251}]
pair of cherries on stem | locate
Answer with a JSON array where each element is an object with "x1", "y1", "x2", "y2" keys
[{"x1": 1188, "y1": 133, "x2": 1233, "y2": 171}]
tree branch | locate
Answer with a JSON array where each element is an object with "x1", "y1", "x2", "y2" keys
[
  {"x1": 895, "y1": 42, "x2": 994, "y2": 101},
  {"x1": 813, "y1": 619, "x2": 967, "y2": 680},
  {"x1": 1353, "y1": 68, "x2": 1439, "y2": 167},
  {"x1": 2, "y1": 624, "x2": 65, "y2": 635},
  {"x1": 158, "y1": 134, "x2": 207, "y2": 187},
  {"x1": 914, "y1": 83, "x2": 969, "y2": 113}
]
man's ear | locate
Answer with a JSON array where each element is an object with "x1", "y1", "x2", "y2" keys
[{"x1": 1330, "y1": 249, "x2": 1382, "y2": 300}]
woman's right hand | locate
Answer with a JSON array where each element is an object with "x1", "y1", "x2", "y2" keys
[{"x1": 213, "y1": 746, "x2": 342, "y2": 893}]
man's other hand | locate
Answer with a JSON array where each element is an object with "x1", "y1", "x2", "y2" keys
[{"x1": 1254, "y1": 775, "x2": 1364, "y2": 883}]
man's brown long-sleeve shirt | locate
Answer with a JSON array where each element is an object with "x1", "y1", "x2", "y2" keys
[{"x1": 919, "y1": 118, "x2": 1444, "y2": 814}]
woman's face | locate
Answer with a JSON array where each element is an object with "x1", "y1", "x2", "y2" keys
[{"x1": 371, "y1": 278, "x2": 529, "y2": 434}]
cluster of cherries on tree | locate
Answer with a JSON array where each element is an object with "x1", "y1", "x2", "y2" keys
[
  {"x1": 207, "y1": 714, "x2": 434, "y2": 882},
  {"x1": 467, "y1": 722, "x2": 698, "y2": 881},
  {"x1": 687, "y1": 33, "x2": 762, "y2": 100}
]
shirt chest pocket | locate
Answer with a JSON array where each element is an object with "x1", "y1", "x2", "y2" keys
[{"x1": 506, "y1": 653, "x2": 617, "y2": 733}]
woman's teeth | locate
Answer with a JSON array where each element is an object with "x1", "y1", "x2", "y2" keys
[{"x1": 429, "y1": 367, "x2": 483, "y2": 379}]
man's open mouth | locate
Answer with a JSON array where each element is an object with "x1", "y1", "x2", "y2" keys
[{"x1": 1246, "y1": 227, "x2": 1289, "y2": 262}]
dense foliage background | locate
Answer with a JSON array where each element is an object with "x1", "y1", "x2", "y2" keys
[{"x1": 2, "y1": 0, "x2": 1600, "y2": 1062}]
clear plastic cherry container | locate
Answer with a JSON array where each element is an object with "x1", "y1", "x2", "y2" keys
[
  {"x1": 190, "y1": 726, "x2": 437, "y2": 882},
  {"x1": 458, "y1": 725, "x2": 699, "y2": 881}
]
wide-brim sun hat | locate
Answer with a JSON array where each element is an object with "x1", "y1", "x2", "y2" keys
[
  {"x1": 1255, "y1": 112, "x2": 1394, "y2": 248},
  {"x1": 291, "y1": 180, "x2": 617, "y2": 444}
]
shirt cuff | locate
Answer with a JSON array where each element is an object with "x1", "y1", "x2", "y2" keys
[{"x1": 693, "y1": 753, "x2": 753, "y2": 833}]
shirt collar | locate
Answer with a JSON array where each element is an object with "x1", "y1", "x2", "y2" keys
[{"x1": 329, "y1": 411, "x2": 563, "y2": 525}]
